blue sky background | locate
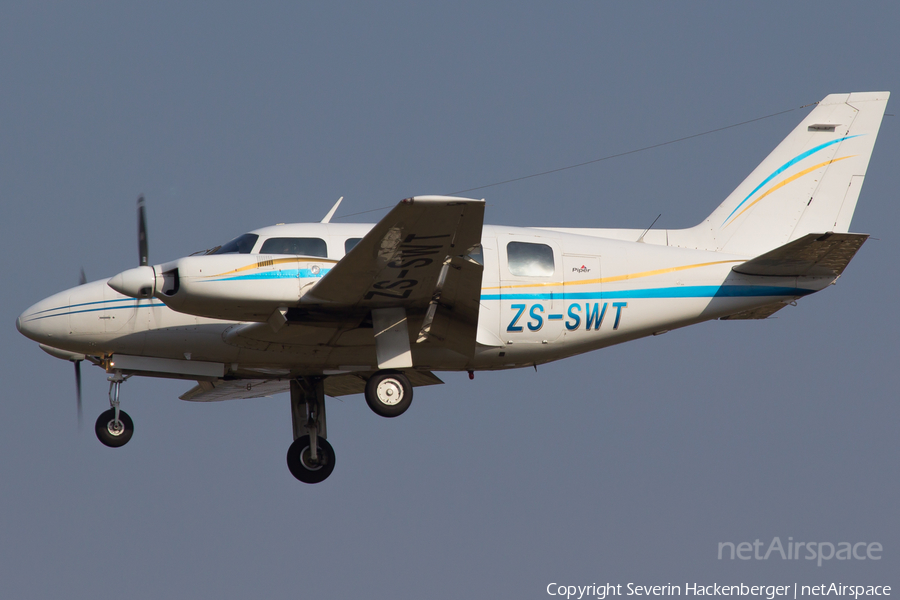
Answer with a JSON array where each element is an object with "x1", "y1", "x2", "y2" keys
[{"x1": 2, "y1": 2, "x2": 898, "y2": 598}]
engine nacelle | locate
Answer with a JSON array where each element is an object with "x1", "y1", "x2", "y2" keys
[{"x1": 150, "y1": 254, "x2": 332, "y2": 322}]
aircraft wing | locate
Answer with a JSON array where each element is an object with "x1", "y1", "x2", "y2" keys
[
  {"x1": 302, "y1": 196, "x2": 485, "y2": 309},
  {"x1": 299, "y1": 195, "x2": 485, "y2": 364},
  {"x1": 179, "y1": 370, "x2": 444, "y2": 401}
]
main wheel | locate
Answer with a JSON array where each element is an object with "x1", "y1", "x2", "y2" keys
[
  {"x1": 95, "y1": 409, "x2": 134, "y2": 448},
  {"x1": 286, "y1": 435, "x2": 336, "y2": 484},
  {"x1": 365, "y1": 371, "x2": 412, "y2": 418}
]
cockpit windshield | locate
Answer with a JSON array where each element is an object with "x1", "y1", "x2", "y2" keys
[{"x1": 211, "y1": 233, "x2": 259, "y2": 254}]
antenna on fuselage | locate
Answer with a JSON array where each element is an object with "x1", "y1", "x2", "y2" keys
[
  {"x1": 636, "y1": 213, "x2": 662, "y2": 243},
  {"x1": 320, "y1": 196, "x2": 344, "y2": 223}
]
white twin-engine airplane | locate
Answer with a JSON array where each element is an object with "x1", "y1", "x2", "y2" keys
[{"x1": 17, "y1": 92, "x2": 889, "y2": 483}]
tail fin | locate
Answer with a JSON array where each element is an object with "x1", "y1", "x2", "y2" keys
[{"x1": 678, "y1": 92, "x2": 889, "y2": 256}]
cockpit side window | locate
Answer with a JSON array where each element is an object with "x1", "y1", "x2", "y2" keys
[
  {"x1": 344, "y1": 238, "x2": 362, "y2": 254},
  {"x1": 212, "y1": 233, "x2": 259, "y2": 254},
  {"x1": 507, "y1": 241, "x2": 555, "y2": 277},
  {"x1": 259, "y1": 237, "x2": 328, "y2": 257}
]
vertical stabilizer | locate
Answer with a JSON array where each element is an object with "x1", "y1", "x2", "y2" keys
[{"x1": 677, "y1": 92, "x2": 889, "y2": 256}]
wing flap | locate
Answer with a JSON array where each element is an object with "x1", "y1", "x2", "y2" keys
[
  {"x1": 416, "y1": 254, "x2": 483, "y2": 358},
  {"x1": 732, "y1": 232, "x2": 868, "y2": 278}
]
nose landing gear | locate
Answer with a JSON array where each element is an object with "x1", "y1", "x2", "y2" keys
[{"x1": 95, "y1": 372, "x2": 134, "y2": 448}]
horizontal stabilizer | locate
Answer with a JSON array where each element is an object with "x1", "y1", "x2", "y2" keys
[
  {"x1": 732, "y1": 232, "x2": 868, "y2": 278},
  {"x1": 719, "y1": 301, "x2": 790, "y2": 320}
]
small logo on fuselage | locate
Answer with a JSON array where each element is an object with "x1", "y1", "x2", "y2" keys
[{"x1": 572, "y1": 265, "x2": 590, "y2": 273}]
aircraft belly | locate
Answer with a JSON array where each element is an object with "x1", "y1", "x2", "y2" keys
[
  {"x1": 217, "y1": 322, "x2": 376, "y2": 369},
  {"x1": 104, "y1": 330, "x2": 148, "y2": 356},
  {"x1": 139, "y1": 324, "x2": 240, "y2": 363},
  {"x1": 223, "y1": 322, "x2": 343, "y2": 346},
  {"x1": 217, "y1": 322, "x2": 469, "y2": 371}
]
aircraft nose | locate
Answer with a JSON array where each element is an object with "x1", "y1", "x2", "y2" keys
[
  {"x1": 17, "y1": 306, "x2": 38, "y2": 342},
  {"x1": 16, "y1": 291, "x2": 70, "y2": 344}
]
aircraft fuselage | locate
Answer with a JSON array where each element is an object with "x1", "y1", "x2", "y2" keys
[{"x1": 17, "y1": 222, "x2": 826, "y2": 379}]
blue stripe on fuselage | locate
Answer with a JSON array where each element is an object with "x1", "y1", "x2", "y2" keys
[
  {"x1": 480, "y1": 285, "x2": 814, "y2": 301},
  {"x1": 23, "y1": 302, "x2": 166, "y2": 322},
  {"x1": 202, "y1": 268, "x2": 330, "y2": 282}
]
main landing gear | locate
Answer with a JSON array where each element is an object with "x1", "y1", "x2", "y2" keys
[
  {"x1": 95, "y1": 371, "x2": 134, "y2": 448},
  {"x1": 364, "y1": 371, "x2": 412, "y2": 418},
  {"x1": 285, "y1": 370, "x2": 414, "y2": 483},
  {"x1": 286, "y1": 378, "x2": 335, "y2": 484}
]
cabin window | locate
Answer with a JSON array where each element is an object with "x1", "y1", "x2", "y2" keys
[
  {"x1": 212, "y1": 233, "x2": 259, "y2": 254},
  {"x1": 259, "y1": 237, "x2": 328, "y2": 257},
  {"x1": 344, "y1": 238, "x2": 362, "y2": 253},
  {"x1": 507, "y1": 242, "x2": 554, "y2": 277}
]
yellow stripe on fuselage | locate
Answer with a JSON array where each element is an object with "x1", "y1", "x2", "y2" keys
[
  {"x1": 207, "y1": 257, "x2": 338, "y2": 278},
  {"x1": 481, "y1": 259, "x2": 744, "y2": 291}
]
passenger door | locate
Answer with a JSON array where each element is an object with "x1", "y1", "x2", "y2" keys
[{"x1": 498, "y1": 235, "x2": 563, "y2": 344}]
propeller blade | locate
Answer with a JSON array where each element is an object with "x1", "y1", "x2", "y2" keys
[
  {"x1": 74, "y1": 360, "x2": 83, "y2": 428},
  {"x1": 79, "y1": 267, "x2": 87, "y2": 286},
  {"x1": 138, "y1": 195, "x2": 149, "y2": 267}
]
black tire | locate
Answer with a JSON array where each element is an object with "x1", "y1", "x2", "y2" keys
[
  {"x1": 95, "y1": 409, "x2": 134, "y2": 448},
  {"x1": 364, "y1": 371, "x2": 413, "y2": 418},
  {"x1": 286, "y1": 435, "x2": 336, "y2": 484}
]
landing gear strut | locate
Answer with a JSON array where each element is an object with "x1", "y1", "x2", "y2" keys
[
  {"x1": 95, "y1": 371, "x2": 134, "y2": 448},
  {"x1": 286, "y1": 378, "x2": 334, "y2": 483}
]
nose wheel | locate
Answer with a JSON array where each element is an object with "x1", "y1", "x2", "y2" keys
[
  {"x1": 95, "y1": 408, "x2": 134, "y2": 447},
  {"x1": 95, "y1": 371, "x2": 134, "y2": 448}
]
